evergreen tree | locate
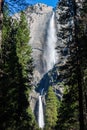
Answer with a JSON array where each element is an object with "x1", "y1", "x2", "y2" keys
[
  {"x1": 0, "y1": 11, "x2": 38, "y2": 130},
  {"x1": 45, "y1": 86, "x2": 58, "y2": 130},
  {"x1": 55, "y1": 0, "x2": 84, "y2": 129},
  {"x1": 78, "y1": 0, "x2": 87, "y2": 129},
  {"x1": 0, "y1": 0, "x2": 3, "y2": 48},
  {"x1": 56, "y1": 84, "x2": 79, "y2": 130}
]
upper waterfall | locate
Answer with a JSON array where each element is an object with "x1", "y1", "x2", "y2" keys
[{"x1": 43, "y1": 12, "x2": 57, "y2": 73}]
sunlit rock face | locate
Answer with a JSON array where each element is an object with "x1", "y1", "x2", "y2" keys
[
  {"x1": 12, "y1": 3, "x2": 64, "y2": 114},
  {"x1": 25, "y1": 4, "x2": 62, "y2": 113},
  {"x1": 25, "y1": 4, "x2": 53, "y2": 84}
]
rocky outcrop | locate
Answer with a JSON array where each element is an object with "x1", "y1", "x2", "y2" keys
[
  {"x1": 26, "y1": 3, "x2": 68, "y2": 113},
  {"x1": 12, "y1": 3, "x2": 63, "y2": 116},
  {"x1": 25, "y1": 4, "x2": 54, "y2": 114},
  {"x1": 24, "y1": 4, "x2": 64, "y2": 115},
  {"x1": 55, "y1": 0, "x2": 74, "y2": 83},
  {"x1": 55, "y1": 0, "x2": 83, "y2": 81},
  {"x1": 27, "y1": 0, "x2": 84, "y2": 123},
  {"x1": 25, "y1": 4, "x2": 53, "y2": 84}
]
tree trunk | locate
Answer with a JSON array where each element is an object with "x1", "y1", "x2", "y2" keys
[
  {"x1": 73, "y1": 0, "x2": 84, "y2": 130},
  {"x1": 0, "y1": 0, "x2": 3, "y2": 48}
]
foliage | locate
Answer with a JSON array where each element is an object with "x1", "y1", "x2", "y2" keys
[
  {"x1": 1, "y1": 0, "x2": 87, "y2": 130},
  {"x1": 45, "y1": 86, "x2": 58, "y2": 130},
  {"x1": 0, "y1": 11, "x2": 38, "y2": 130},
  {"x1": 55, "y1": 0, "x2": 87, "y2": 130},
  {"x1": 56, "y1": 84, "x2": 79, "y2": 130}
]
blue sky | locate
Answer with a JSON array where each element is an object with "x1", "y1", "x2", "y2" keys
[
  {"x1": 27, "y1": 0, "x2": 59, "y2": 7},
  {"x1": 4, "y1": 0, "x2": 59, "y2": 14}
]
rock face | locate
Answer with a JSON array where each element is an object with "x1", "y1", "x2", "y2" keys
[
  {"x1": 24, "y1": 4, "x2": 63, "y2": 116},
  {"x1": 55, "y1": 0, "x2": 83, "y2": 84},
  {"x1": 12, "y1": 3, "x2": 63, "y2": 118},
  {"x1": 55, "y1": 0, "x2": 76, "y2": 84},
  {"x1": 26, "y1": 1, "x2": 85, "y2": 127},
  {"x1": 25, "y1": 4, "x2": 53, "y2": 84},
  {"x1": 25, "y1": 4, "x2": 53, "y2": 115}
]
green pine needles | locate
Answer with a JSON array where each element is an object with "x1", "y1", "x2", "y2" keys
[
  {"x1": 0, "y1": 11, "x2": 38, "y2": 130},
  {"x1": 45, "y1": 86, "x2": 58, "y2": 130}
]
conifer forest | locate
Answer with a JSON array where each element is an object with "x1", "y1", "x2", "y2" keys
[{"x1": 0, "y1": 0, "x2": 87, "y2": 130}]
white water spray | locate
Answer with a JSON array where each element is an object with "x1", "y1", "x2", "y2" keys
[
  {"x1": 38, "y1": 12, "x2": 57, "y2": 129},
  {"x1": 43, "y1": 12, "x2": 57, "y2": 72},
  {"x1": 38, "y1": 95, "x2": 44, "y2": 129}
]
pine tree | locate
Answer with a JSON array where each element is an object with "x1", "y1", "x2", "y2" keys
[
  {"x1": 45, "y1": 86, "x2": 58, "y2": 130},
  {"x1": 56, "y1": 84, "x2": 79, "y2": 130},
  {"x1": 0, "y1": 11, "x2": 38, "y2": 130},
  {"x1": 55, "y1": 0, "x2": 84, "y2": 129},
  {"x1": 78, "y1": 0, "x2": 87, "y2": 129}
]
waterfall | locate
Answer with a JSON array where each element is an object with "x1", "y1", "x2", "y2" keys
[
  {"x1": 38, "y1": 95, "x2": 44, "y2": 129},
  {"x1": 43, "y1": 12, "x2": 57, "y2": 73},
  {"x1": 38, "y1": 12, "x2": 57, "y2": 128}
]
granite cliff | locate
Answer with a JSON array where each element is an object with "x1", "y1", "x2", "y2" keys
[
  {"x1": 25, "y1": 4, "x2": 53, "y2": 84},
  {"x1": 25, "y1": 4, "x2": 64, "y2": 113},
  {"x1": 12, "y1": 3, "x2": 63, "y2": 116}
]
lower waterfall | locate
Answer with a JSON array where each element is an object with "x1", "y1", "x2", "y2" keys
[{"x1": 38, "y1": 95, "x2": 44, "y2": 129}]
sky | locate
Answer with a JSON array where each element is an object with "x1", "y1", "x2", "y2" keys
[
  {"x1": 4, "y1": 0, "x2": 59, "y2": 15},
  {"x1": 27, "y1": 0, "x2": 59, "y2": 7}
]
